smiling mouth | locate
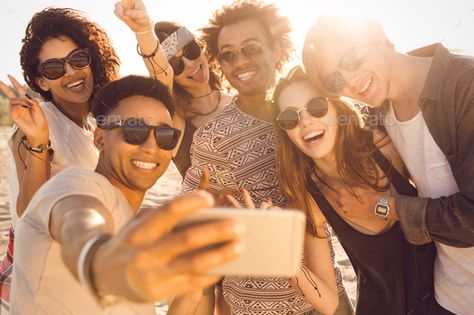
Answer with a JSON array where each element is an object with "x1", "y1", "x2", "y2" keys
[
  {"x1": 359, "y1": 76, "x2": 373, "y2": 95},
  {"x1": 131, "y1": 159, "x2": 158, "y2": 170},
  {"x1": 303, "y1": 130, "x2": 325, "y2": 143},
  {"x1": 236, "y1": 71, "x2": 256, "y2": 81},
  {"x1": 66, "y1": 79, "x2": 85, "y2": 89}
]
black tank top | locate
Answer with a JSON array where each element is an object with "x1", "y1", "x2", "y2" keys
[
  {"x1": 307, "y1": 149, "x2": 436, "y2": 315},
  {"x1": 172, "y1": 119, "x2": 197, "y2": 178}
]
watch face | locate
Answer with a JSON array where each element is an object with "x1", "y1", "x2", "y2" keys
[{"x1": 375, "y1": 205, "x2": 388, "y2": 216}]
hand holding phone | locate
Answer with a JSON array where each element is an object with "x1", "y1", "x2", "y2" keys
[{"x1": 178, "y1": 207, "x2": 306, "y2": 277}]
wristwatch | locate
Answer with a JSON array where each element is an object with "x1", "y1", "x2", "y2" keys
[{"x1": 374, "y1": 195, "x2": 390, "y2": 220}]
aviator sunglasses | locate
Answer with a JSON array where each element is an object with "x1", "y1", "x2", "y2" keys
[
  {"x1": 276, "y1": 97, "x2": 331, "y2": 130},
  {"x1": 217, "y1": 41, "x2": 267, "y2": 66},
  {"x1": 38, "y1": 49, "x2": 91, "y2": 80},
  {"x1": 169, "y1": 41, "x2": 202, "y2": 76},
  {"x1": 100, "y1": 118, "x2": 181, "y2": 150}
]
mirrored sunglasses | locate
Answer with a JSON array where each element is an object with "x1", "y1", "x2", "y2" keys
[{"x1": 38, "y1": 49, "x2": 91, "y2": 80}]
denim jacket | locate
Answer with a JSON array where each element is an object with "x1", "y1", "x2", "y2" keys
[{"x1": 394, "y1": 43, "x2": 474, "y2": 247}]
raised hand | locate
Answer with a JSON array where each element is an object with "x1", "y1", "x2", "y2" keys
[
  {"x1": 0, "y1": 75, "x2": 48, "y2": 146},
  {"x1": 114, "y1": 0, "x2": 153, "y2": 33},
  {"x1": 198, "y1": 166, "x2": 236, "y2": 207}
]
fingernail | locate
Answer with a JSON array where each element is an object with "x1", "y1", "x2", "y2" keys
[
  {"x1": 231, "y1": 221, "x2": 246, "y2": 236},
  {"x1": 233, "y1": 242, "x2": 245, "y2": 254},
  {"x1": 197, "y1": 190, "x2": 214, "y2": 206}
]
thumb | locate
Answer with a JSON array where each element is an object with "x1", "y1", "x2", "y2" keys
[{"x1": 198, "y1": 166, "x2": 210, "y2": 190}]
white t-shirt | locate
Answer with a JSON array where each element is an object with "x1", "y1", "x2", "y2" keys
[
  {"x1": 385, "y1": 105, "x2": 474, "y2": 315},
  {"x1": 7, "y1": 102, "x2": 99, "y2": 226},
  {"x1": 10, "y1": 168, "x2": 155, "y2": 315}
]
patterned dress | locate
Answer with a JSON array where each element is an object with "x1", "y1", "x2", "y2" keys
[{"x1": 182, "y1": 98, "x2": 343, "y2": 314}]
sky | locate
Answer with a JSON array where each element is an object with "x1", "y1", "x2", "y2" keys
[{"x1": 1, "y1": 0, "x2": 473, "y2": 83}]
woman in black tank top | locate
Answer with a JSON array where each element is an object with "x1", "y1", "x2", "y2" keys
[{"x1": 272, "y1": 66, "x2": 437, "y2": 314}]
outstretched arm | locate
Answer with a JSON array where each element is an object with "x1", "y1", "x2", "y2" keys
[{"x1": 49, "y1": 190, "x2": 245, "y2": 302}]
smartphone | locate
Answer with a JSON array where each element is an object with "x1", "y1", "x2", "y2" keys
[{"x1": 178, "y1": 207, "x2": 306, "y2": 277}]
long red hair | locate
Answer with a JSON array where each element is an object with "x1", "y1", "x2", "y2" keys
[{"x1": 273, "y1": 66, "x2": 389, "y2": 236}]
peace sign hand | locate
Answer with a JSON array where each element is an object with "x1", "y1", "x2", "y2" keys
[{"x1": 0, "y1": 75, "x2": 49, "y2": 146}]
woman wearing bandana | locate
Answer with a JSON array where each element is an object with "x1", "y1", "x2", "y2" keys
[{"x1": 115, "y1": 0, "x2": 232, "y2": 179}]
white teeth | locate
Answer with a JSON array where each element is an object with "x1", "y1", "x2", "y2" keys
[
  {"x1": 303, "y1": 131, "x2": 324, "y2": 141},
  {"x1": 66, "y1": 80, "x2": 84, "y2": 88},
  {"x1": 359, "y1": 77, "x2": 373, "y2": 94},
  {"x1": 132, "y1": 160, "x2": 157, "y2": 170},
  {"x1": 237, "y1": 71, "x2": 256, "y2": 81}
]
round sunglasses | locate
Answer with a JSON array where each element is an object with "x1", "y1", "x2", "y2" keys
[
  {"x1": 276, "y1": 97, "x2": 331, "y2": 130},
  {"x1": 169, "y1": 41, "x2": 202, "y2": 76},
  {"x1": 38, "y1": 49, "x2": 91, "y2": 80},
  {"x1": 100, "y1": 118, "x2": 181, "y2": 150},
  {"x1": 217, "y1": 42, "x2": 266, "y2": 66}
]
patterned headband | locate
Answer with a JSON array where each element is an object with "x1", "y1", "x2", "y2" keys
[{"x1": 161, "y1": 26, "x2": 195, "y2": 60}]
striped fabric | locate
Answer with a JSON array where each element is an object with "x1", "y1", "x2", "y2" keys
[{"x1": 0, "y1": 226, "x2": 14, "y2": 314}]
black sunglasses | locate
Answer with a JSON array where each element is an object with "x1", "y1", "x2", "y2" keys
[
  {"x1": 276, "y1": 97, "x2": 331, "y2": 130},
  {"x1": 38, "y1": 49, "x2": 91, "y2": 80},
  {"x1": 169, "y1": 41, "x2": 202, "y2": 76},
  {"x1": 100, "y1": 118, "x2": 181, "y2": 150},
  {"x1": 217, "y1": 42, "x2": 266, "y2": 66}
]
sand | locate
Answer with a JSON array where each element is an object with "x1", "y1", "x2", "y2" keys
[{"x1": 0, "y1": 126, "x2": 356, "y2": 313}]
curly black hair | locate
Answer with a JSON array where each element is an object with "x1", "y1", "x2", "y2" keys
[
  {"x1": 201, "y1": 0, "x2": 292, "y2": 78},
  {"x1": 154, "y1": 21, "x2": 221, "y2": 116},
  {"x1": 20, "y1": 8, "x2": 120, "y2": 103}
]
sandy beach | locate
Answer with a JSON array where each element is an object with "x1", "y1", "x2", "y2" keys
[{"x1": 0, "y1": 126, "x2": 356, "y2": 313}]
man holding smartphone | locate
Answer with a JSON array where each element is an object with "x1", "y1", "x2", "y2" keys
[{"x1": 10, "y1": 76, "x2": 244, "y2": 315}]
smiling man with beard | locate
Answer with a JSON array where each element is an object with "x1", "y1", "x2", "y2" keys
[{"x1": 181, "y1": 1, "x2": 352, "y2": 314}]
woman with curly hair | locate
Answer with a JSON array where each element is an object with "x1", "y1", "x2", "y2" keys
[
  {"x1": 0, "y1": 8, "x2": 119, "y2": 312},
  {"x1": 114, "y1": 0, "x2": 232, "y2": 178}
]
